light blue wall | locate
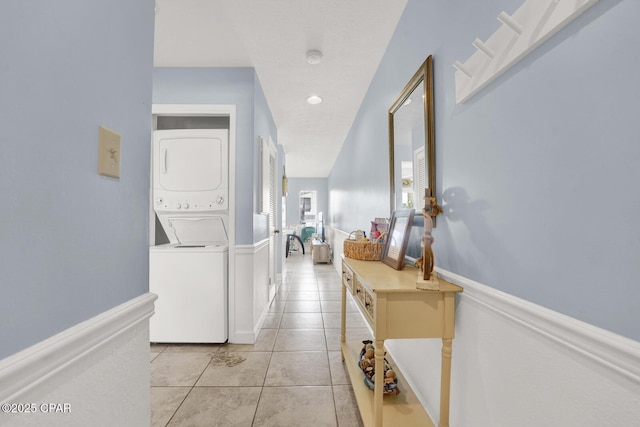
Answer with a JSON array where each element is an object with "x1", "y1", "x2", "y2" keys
[
  {"x1": 286, "y1": 178, "x2": 329, "y2": 228},
  {"x1": 0, "y1": 1, "x2": 154, "y2": 358},
  {"x1": 330, "y1": 0, "x2": 640, "y2": 340},
  {"x1": 153, "y1": 68, "x2": 279, "y2": 245}
]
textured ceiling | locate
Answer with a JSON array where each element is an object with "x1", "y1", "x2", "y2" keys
[{"x1": 154, "y1": 0, "x2": 408, "y2": 177}]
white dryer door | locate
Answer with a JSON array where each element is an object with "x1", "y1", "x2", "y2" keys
[{"x1": 154, "y1": 129, "x2": 228, "y2": 192}]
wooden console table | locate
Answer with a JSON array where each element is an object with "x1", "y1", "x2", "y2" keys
[{"x1": 341, "y1": 256, "x2": 463, "y2": 427}]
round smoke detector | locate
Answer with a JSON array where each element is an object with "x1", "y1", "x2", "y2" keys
[
  {"x1": 306, "y1": 50, "x2": 323, "y2": 65},
  {"x1": 306, "y1": 95, "x2": 323, "y2": 105}
]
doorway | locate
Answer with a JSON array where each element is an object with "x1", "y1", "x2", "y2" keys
[
  {"x1": 260, "y1": 136, "x2": 278, "y2": 302},
  {"x1": 299, "y1": 190, "x2": 317, "y2": 226}
]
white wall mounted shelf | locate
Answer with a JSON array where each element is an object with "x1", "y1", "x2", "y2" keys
[{"x1": 453, "y1": 0, "x2": 599, "y2": 104}]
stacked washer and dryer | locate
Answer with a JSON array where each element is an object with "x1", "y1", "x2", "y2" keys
[{"x1": 150, "y1": 129, "x2": 229, "y2": 343}]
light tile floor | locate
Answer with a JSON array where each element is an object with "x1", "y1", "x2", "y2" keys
[{"x1": 150, "y1": 252, "x2": 371, "y2": 426}]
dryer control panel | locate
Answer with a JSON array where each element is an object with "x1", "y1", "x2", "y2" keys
[{"x1": 154, "y1": 194, "x2": 227, "y2": 212}]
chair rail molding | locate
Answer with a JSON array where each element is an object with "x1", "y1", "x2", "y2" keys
[
  {"x1": 436, "y1": 267, "x2": 640, "y2": 383},
  {"x1": 0, "y1": 293, "x2": 156, "y2": 410}
]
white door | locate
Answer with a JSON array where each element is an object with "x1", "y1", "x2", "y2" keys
[
  {"x1": 281, "y1": 195, "x2": 287, "y2": 281},
  {"x1": 260, "y1": 136, "x2": 278, "y2": 302}
]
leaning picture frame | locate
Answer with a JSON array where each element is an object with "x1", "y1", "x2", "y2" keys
[{"x1": 381, "y1": 209, "x2": 415, "y2": 270}]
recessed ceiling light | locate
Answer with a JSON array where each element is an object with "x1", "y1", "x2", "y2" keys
[
  {"x1": 306, "y1": 50, "x2": 323, "y2": 65},
  {"x1": 307, "y1": 95, "x2": 323, "y2": 105}
]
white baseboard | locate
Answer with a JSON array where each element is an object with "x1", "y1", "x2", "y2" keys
[{"x1": 0, "y1": 293, "x2": 156, "y2": 426}]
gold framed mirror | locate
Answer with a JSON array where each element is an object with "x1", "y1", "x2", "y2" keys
[
  {"x1": 388, "y1": 56, "x2": 436, "y2": 222},
  {"x1": 388, "y1": 55, "x2": 438, "y2": 264}
]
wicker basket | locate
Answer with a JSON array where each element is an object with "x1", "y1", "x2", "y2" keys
[{"x1": 343, "y1": 233, "x2": 384, "y2": 261}]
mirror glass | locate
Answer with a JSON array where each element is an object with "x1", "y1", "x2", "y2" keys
[
  {"x1": 391, "y1": 79, "x2": 426, "y2": 211},
  {"x1": 388, "y1": 56, "x2": 435, "y2": 263}
]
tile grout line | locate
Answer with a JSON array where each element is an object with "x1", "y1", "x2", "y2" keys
[
  {"x1": 160, "y1": 346, "x2": 221, "y2": 427},
  {"x1": 250, "y1": 343, "x2": 274, "y2": 426}
]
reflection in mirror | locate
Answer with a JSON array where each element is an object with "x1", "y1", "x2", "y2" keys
[
  {"x1": 392, "y1": 79, "x2": 426, "y2": 211},
  {"x1": 389, "y1": 56, "x2": 435, "y2": 264}
]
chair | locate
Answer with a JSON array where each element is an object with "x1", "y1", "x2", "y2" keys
[
  {"x1": 300, "y1": 226, "x2": 316, "y2": 243},
  {"x1": 286, "y1": 234, "x2": 305, "y2": 257}
]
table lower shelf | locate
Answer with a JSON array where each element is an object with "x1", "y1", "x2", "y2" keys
[{"x1": 341, "y1": 340, "x2": 435, "y2": 427}]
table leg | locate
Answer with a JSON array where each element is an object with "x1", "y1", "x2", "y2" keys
[
  {"x1": 340, "y1": 283, "x2": 347, "y2": 362},
  {"x1": 374, "y1": 339, "x2": 384, "y2": 427},
  {"x1": 439, "y1": 338, "x2": 453, "y2": 427}
]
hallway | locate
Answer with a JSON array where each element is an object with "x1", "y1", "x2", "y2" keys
[{"x1": 150, "y1": 253, "x2": 370, "y2": 426}]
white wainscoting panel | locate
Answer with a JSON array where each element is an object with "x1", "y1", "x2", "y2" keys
[
  {"x1": 233, "y1": 239, "x2": 270, "y2": 344},
  {"x1": 328, "y1": 227, "x2": 348, "y2": 277},
  {"x1": 253, "y1": 240, "x2": 271, "y2": 336},
  {"x1": 385, "y1": 269, "x2": 640, "y2": 427},
  {"x1": 0, "y1": 293, "x2": 156, "y2": 427}
]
